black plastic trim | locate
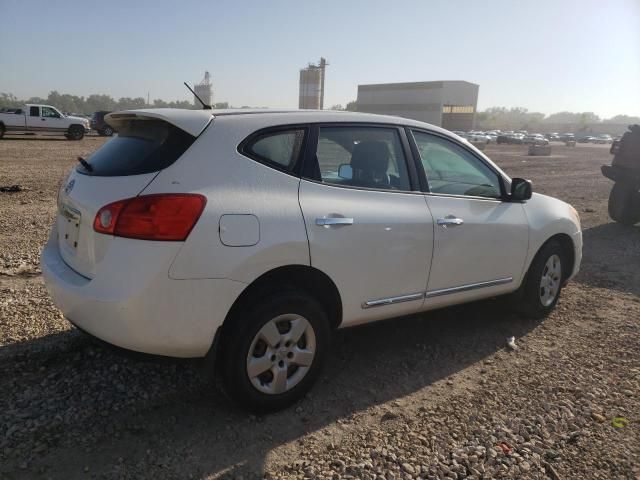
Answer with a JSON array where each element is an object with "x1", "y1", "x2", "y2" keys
[{"x1": 237, "y1": 124, "x2": 310, "y2": 178}]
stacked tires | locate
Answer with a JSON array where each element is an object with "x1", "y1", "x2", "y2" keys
[{"x1": 608, "y1": 182, "x2": 640, "y2": 226}]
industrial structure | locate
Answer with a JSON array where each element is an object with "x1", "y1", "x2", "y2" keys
[
  {"x1": 299, "y1": 58, "x2": 327, "y2": 110},
  {"x1": 194, "y1": 71, "x2": 213, "y2": 107},
  {"x1": 356, "y1": 81, "x2": 479, "y2": 131}
]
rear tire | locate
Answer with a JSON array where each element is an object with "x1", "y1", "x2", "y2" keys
[
  {"x1": 67, "y1": 125, "x2": 84, "y2": 140},
  {"x1": 218, "y1": 290, "x2": 330, "y2": 413},
  {"x1": 515, "y1": 240, "x2": 566, "y2": 319},
  {"x1": 102, "y1": 126, "x2": 114, "y2": 136},
  {"x1": 0, "y1": 124, "x2": 5, "y2": 139},
  {"x1": 608, "y1": 182, "x2": 640, "y2": 226}
]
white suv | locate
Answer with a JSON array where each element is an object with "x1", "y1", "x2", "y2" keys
[{"x1": 42, "y1": 109, "x2": 582, "y2": 411}]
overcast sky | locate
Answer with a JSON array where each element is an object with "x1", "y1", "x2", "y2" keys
[{"x1": 1, "y1": 0, "x2": 639, "y2": 117}]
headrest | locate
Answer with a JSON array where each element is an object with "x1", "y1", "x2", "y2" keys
[{"x1": 350, "y1": 141, "x2": 390, "y2": 174}]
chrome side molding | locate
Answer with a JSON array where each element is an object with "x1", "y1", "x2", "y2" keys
[
  {"x1": 362, "y1": 277, "x2": 513, "y2": 308},
  {"x1": 362, "y1": 292, "x2": 424, "y2": 309},
  {"x1": 425, "y1": 277, "x2": 513, "y2": 298}
]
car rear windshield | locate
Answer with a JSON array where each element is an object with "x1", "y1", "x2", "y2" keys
[{"x1": 76, "y1": 120, "x2": 195, "y2": 176}]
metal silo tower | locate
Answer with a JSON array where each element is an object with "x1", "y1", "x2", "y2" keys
[
  {"x1": 299, "y1": 58, "x2": 327, "y2": 110},
  {"x1": 194, "y1": 71, "x2": 213, "y2": 108}
]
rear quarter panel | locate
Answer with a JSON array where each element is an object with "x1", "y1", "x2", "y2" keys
[
  {"x1": 142, "y1": 116, "x2": 310, "y2": 283},
  {"x1": 0, "y1": 112, "x2": 27, "y2": 129}
]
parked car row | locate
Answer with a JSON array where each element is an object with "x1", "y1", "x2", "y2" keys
[
  {"x1": 450, "y1": 129, "x2": 615, "y2": 146},
  {"x1": 576, "y1": 134, "x2": 614, "y2": 144}
]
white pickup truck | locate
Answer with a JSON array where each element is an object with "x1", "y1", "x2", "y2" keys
[{"x1": 0, "y1": 104, "x2": 90, "y2": 140}]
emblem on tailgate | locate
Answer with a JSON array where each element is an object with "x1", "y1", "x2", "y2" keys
[{"x1": 64, "y1": 179, "x2": 75, "y2": 195}]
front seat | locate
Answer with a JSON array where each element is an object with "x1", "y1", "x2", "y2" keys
[{"x1": 349, "y1": 141, "x2": 391, "y2": 189}]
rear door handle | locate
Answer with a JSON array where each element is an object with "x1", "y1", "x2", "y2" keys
[
  {"x1": 437, "y1": 217, "x2": 464, "y2": 228},
  {"x1": 316, "y1": 217, "x2": 354, "y2": 226}
]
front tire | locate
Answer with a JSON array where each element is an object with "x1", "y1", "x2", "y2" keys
[
  {"x1": 608, "y1": 182, "x2": 640, "y2": 226},
  {"x1": 0, "y1": 124, "x2": 5, "y2": 139},
  {"x1": 516, "y1": 240, "x2": 566, "y2": 319},
  {"x1": 102, "y1": 126, "x2": 114, "y2": 136},
  {"x1": 218, "y1": 291, "x2": 330, "y2": 413},
  {"x1": 67, "y1": 125, "x2": 84, "y2": 140}
]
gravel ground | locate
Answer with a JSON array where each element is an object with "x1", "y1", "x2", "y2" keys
[{"x1": 0, "y1": 136, "x2": 638, "y2": 479}]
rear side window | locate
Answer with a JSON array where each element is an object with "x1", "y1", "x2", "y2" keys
[
  {"x1": 309, "y1": 126, "x2": 411, "y2": 191},
  {"x1": 77, "y1": 120, "x2": 195, "y2": 177},
  {"x1": 242, "y1": 129, "x2": 305, "y2": 171},
  {"x1": 30, "y1": 106, "x2": 39, "y2": 116}
]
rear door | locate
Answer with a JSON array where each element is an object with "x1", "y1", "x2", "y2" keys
[
  {"x1": 298, "y1": 125, "x2": 434, "y2": 327},
  {"x1": 26, "y1": 106, "x2": 42, "y2": 130},
  {"x1": 408, "y1": 129, "x2": 529, "y2": 307},
  {"x1": 56, "y1": 118, "x2": 199, "y2": 278}
]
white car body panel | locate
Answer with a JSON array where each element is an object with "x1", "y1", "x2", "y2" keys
[
  {"x1": 299, "y1": 180, "x2": 434, "y2": 326},
  {"x1": 143, "y1": 115, "x2": 310, "y2": 283},
  {"x1": 106, "y1": 108, "x2": 213, "y2": 137},
  {"x1": 56, "y1": 171, "x2": 157, "y2": 279},
  {"x1": 42, "y1": 228, "x2": 245, "y2": 357},
  {"x1": 521, "y1": 193, "x2": 582, "y2": 280},
  {"x1": 423, "y1": 195, "x2": 529, "y2": 309},
  {"x1": 41, "y1": 108, "x2": 583, "y2": 358}
]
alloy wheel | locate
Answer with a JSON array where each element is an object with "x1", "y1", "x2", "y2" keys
[
  {"x1": 246, "y1": 314, "x2": 316, "y2": 395},
  {"x1": 539, "y1": 254, "x2": 562, "y2": 307}
]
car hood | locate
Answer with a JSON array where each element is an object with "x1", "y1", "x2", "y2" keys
[{"x1": 67, "y1": 115, "x2": 88, "y2": 123}]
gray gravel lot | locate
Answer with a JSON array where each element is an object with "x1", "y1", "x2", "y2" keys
[{"x1": 0, "y1": 137, "x2": 638, "y2": 479}]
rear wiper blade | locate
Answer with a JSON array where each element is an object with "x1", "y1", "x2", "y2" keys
[{"x1": 77, "y1": 156, "x2": 93, "y2": 172}]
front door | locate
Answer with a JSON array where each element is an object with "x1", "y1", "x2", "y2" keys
[
  {"x1": 298, "y1": 125, "x2": 434, "y2": 327},
  {"x1": 39, "y1": 106, "x2": 67, "y2": 132},
  {"x1": 409, "y1": 129, "x2": 529, "y2": 308}
]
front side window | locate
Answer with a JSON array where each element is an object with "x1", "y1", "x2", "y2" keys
[
  {"x1": 41, "y1": 107, "x2": 59, "y2": 118},
  {"x1": 311, "y1": 127, "x2": 410, "y2": 191},
  {"x1": 412, "y1": 130, "x2": 502, "y2": 198},
  {"x1": 244, "y1": 129, "x2": 305, "y2": 170}
]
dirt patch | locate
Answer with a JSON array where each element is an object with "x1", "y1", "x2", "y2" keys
[{"x1": 0, "y1": 137, "x2": 637, "y2": 479}]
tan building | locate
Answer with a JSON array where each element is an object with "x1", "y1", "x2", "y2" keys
[{"x1": 356, "y1": 80, "x2": 479, "y2": 131}]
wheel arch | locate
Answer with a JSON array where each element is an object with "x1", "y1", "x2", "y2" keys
[
  {"x1": 525, "y1": 233, "x2": 575, "y2": 285},
  {"x1": 222, "y1": 264, "x2": 343, "y2": 335}
]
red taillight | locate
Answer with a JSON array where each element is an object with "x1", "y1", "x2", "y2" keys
[{"x1": 94, "y1": 194, "x2": 206, "y2": 241}]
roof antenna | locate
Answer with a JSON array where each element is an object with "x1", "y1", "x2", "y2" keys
[{"x1": 184, "y1": 82, "x2": 211, "y2": 110}]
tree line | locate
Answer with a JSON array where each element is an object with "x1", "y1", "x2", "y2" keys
[
  {"x1": 475, "y1": 107, "x2": 639, "y2": 129},
  {"x1": 0, "y1": 92, "x2": 229, "y2": 114},
  {"x1": 2, "y1": 92, "x2": 638, "y2": 127}
]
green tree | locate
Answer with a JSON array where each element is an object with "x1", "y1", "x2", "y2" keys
[
  {"x1": 603, "y1": 114, "x2": 640, "y2": 124},
  {"x1": 345, "y1": 101, "x2": 358, "y2": 111}
]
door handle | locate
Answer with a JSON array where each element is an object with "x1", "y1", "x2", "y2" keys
[
  {"x1": 316, "y1": 217, "x2": 354, "y2": 226},
  {"x1": 41, "y1": 118, "x2": 46, "y2": 121},
  {"x1": 437, "y1": 216, "x2": 464, "y2": 228}
]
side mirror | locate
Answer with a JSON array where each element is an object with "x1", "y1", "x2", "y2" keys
[
  {"x1": 511, "y1": 178, "x2": 532, "y2": 201},
  {"x1": 338, "y1": 164, "x2": 353, "y2": 180}
]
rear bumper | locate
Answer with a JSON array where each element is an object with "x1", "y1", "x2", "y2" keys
[{"x1": 41, "y1": 227, "x2": 246, "y2": 357}]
